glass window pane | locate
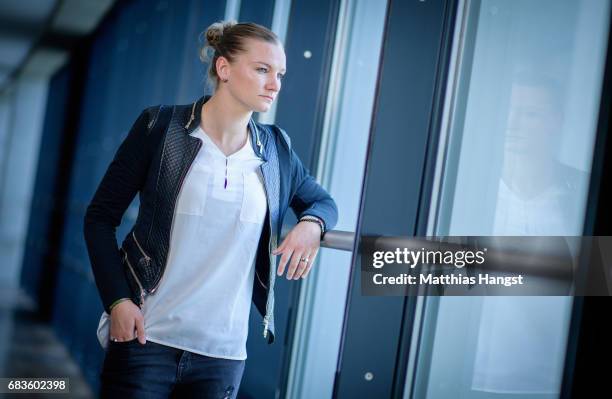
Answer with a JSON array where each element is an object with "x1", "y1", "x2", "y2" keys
[
  {"x1": 415, "y1": 0, "x2": 610, "y2": 398},
  {"x1": 285, "y1": 0, "x2": 387, "y2": 398}
]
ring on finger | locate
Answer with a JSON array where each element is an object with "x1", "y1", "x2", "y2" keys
[{"x1": 295, "y1": 255, "x2": 310, "y2": 278}]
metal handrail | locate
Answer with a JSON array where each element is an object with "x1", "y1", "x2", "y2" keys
[
  {"x1": 320, "y1": 230, "x2": 355, "y2": 251},
  {"x1": 311, "y1": 230, "x2": 592, "y2": 281}
]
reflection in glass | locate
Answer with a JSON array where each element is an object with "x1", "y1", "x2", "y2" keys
[
  {"x1": 494, "y1": 73, "x2": 587, "y2": 236},
  {"x1": 416, "y1": 0, "x2": 610, "y2": 398},
  {"x1": 471, "y1": 73, "x2": 585, "y2": 395}
]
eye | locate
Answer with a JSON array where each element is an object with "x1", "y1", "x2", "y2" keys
[
  {"x1": 256, "y1": 67, "x2": 268, "y2": 73},
  {"x1": 278, "y1": 73, "x2": 285, "y2": 80}
]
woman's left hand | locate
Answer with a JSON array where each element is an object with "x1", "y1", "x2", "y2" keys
[{"x1": 273, "y1": 221, "x2": 322, "y2": 280}]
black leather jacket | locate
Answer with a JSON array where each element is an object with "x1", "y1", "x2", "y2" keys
[{"x1": 83, "y1": 95, "x2": 338, "y2": 343}]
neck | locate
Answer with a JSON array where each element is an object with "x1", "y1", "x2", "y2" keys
[
  {"x1": 201, "y1": 90, "x2": 252, "y2": 146},
  {"x1": 501, "y1": 152, "x2": 555, "y2": 199}
]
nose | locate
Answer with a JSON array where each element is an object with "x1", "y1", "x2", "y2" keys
[{"x1": 265, "y1": 75, "x2": 281, "y2": 93}]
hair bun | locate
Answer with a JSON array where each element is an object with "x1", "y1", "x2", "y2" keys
[{"x1": 205, "y1": 21, "x2": 236, "y2": 49}]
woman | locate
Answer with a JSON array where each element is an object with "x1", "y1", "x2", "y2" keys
[{"x1": 83, "y1": 21, "x2": 338, "y2": 398}]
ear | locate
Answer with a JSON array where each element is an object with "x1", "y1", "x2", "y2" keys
[{"x1": 216, "y1": 56, "x2": 231, "y2": 82}]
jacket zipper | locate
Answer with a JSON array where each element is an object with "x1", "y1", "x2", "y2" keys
[
  {"x1": 122, "y1": 249, "x2": 145, "y2": 307},
  {"x1": 255, "y1": 269, "x2": 268, "y2": 289},
  {"x1": 132, "y1": 231, "x2": 151, "y2": 264},
  {"x1": 259, "y1": 164, "x2": 273, "y2": 339},
  {"x1": 149, "y1": 140, "x2": 203, "y2": 294},
  {"x1": 255, "y1": 126, "x2": 272, "y2": 340}
]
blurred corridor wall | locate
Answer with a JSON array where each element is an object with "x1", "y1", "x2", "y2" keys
[
  {"x1": 21, "y1": 62, "x2": 75, "y2": 317},
  {"x1": 0, "y1": 76, "x2": 49, "y2": 288}
]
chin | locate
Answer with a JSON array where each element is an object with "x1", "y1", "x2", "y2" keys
[{"x1": 254, "y1": 102, "x2": 272, "y2": 113}]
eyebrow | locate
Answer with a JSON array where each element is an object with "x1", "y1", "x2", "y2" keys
[{"x1": 254, "y1": 61, "x2": 286, "y2": 74}]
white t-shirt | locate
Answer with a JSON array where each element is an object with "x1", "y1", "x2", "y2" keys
[
  {"x1": 471, "y1": 177, "x2": 576, "y2": 393},
  {"x1": 97, "y1": 125, "x2": 267, "y2": 360}
]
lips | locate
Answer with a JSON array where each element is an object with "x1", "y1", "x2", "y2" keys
[{"x1": 261, "y1": 95, "x2": 274, "y2": 101}]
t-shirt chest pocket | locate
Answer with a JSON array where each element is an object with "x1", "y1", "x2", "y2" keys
[
  {"x1": 176, "y1": 162, "x2": 211, "y2": 216},
  {"x1": 240, "y1": 169, "x2": 268, "y2": 224}
]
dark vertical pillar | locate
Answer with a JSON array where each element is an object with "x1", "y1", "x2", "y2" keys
[{"x1": 333, "y1": 0, "x2": 455, "y2": 397}]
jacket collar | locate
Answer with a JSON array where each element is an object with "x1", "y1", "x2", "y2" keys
[{"x1": 183, "y1": 95, "x2": 267, "y2": 161}]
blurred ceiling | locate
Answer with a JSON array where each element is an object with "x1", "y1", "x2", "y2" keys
[{"x1": 0, "y1": 0, "x2": 115, "y2": 91}]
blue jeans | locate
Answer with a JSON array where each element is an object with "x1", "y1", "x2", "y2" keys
[{"x1": 99, "y1": 339, "x2": 245, "y2": 398}]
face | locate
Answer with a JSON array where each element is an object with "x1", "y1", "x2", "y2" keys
[
  {"x1": 503, "y1": 83, "x2": 561, "y2": 156},
  {"x1": 216, "y1": 38, "x2": 286, "y2": 113}
]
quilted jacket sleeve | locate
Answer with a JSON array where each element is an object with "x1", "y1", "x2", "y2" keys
[{"x1": 83, "y1": 107, "x2": 157, "y2": 313}]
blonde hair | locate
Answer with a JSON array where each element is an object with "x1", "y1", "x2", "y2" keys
[{"x1": 199, "y1": 21, "x2": 281, "y2": 91}]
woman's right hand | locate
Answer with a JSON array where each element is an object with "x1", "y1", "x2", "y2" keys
[{"x1": 109, "y1": 300, "x2": 146, "y2": 344}]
